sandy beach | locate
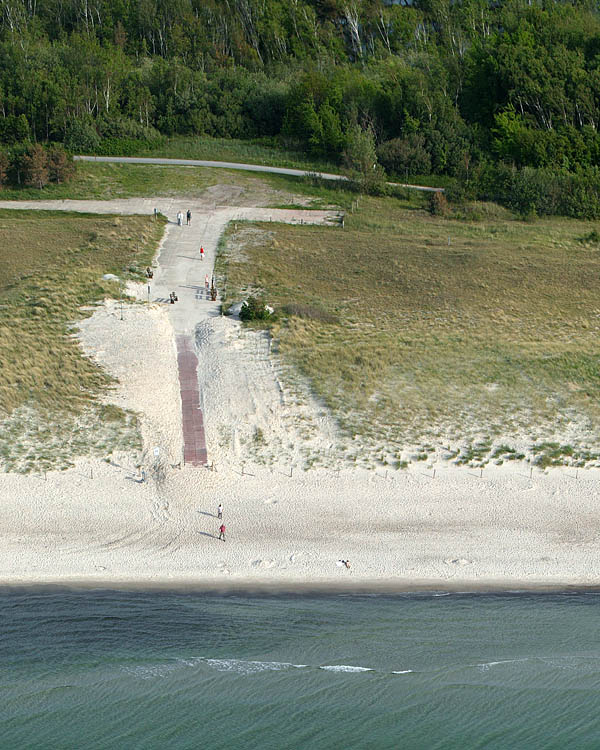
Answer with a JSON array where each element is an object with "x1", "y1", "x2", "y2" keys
[{"x1": 0, "y1": 198, "x2": 599, "y2": 591}]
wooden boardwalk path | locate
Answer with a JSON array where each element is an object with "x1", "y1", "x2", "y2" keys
[{"x1": 176, "y1": 335, "x2": 207, "y2": 467}]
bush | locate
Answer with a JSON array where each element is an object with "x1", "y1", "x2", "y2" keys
[
  {"x1": 579, "y1": 229, "x2": 600, "y2": 244},
  {"x1": 97, "y1": 137, "x2": 163, "y2": 156},
  {"x1": 429, "y1": 191, "x2": 449, "y2": 215},
  {"x1": 239, "y1": 295, "x2": 273, "y2": 322},
  {"x1": 47, "y1": 144, "x2": 75, "y2": 183},
  {"x1": 21, "y1": 144, "x2": 49, "y2": 188},
  {"x1": 64, "y1": 117, "x2": 101, "y2": 153},
  {"x1": 0, "y1": 150, "x2": 9, "y2": 188},
  {"x1": 465, "y1": 163, "x2": 600, "y2": 220},
  {"x1": 377, "y1": 135, "x2": 431, "y2": 178}
]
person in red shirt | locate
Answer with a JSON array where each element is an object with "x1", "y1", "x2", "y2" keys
[
  {"x1": 200, "y1": 246, "x2": 205, "y2": 260},
  {"x1": 218, "y1": 524, "x2": 225, "y2": 541}
]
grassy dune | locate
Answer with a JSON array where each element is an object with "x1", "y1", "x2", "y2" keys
[
  {"x1": 0, "y1": 209, "x2": 165, "y2": 471},
  {"x1": 217, "y1": 197, "x2": 600, "y2": 468}
]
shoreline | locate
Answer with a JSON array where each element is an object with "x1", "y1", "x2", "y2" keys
[{"x1": 2, "y1": 576, "x2": 600, "y2": 595}]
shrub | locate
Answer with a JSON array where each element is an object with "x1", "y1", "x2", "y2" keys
[
  {"x1": 0, "y1": 150, "x2": 9, "y2": 188},
  {"x1": 21, "y1": 144, "x2": 49, "y2": 188},
  {"x1": 579, "y1": 229, "x2": 600, "y2": 244},
  {"x1": 64, "y1": 117, "x2": 101, "y2": 153},
  {"x1": 377, "y1": 135, "x2": 431, "y2": 178},
  {"x1": 429, "y1": 191, "x2": 449, "y2": 215},
  {"x1": 47, "y1": 144, "x2": 75, "y2": 183},
  {"x1": 239, "y1": 295, "x2": 273, "y2": 322}
]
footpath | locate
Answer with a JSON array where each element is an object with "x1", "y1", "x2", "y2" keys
[{"x1": 0, "y1": 198, "x2": 340, "y2": 466}]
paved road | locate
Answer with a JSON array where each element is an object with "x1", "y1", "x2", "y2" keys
[{"x1": 74, "y1": 155, "x2": 444, "y2": 193}]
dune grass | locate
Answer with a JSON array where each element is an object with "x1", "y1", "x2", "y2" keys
[
  {"x1": 0, "y1": 209, "x2": 165, "y2": 471},
  {"x1": 216, "y1": 196, "x2": 600, "y2": 466}
]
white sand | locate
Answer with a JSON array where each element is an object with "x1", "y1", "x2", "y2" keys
[
  {"x1": 0, "y1": 197, "x2": 598, "y2": 590},
  {"x1": 0, "y1": 289, "x2": 598, "y2": 589}
]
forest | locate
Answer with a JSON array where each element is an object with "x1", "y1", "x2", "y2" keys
[{"x1": 2, "y1": 0, "x2": 600, "y2": 216}]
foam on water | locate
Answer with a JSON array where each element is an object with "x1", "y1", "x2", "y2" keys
[
  {"x1": 319, "y1": 665, "x2": 373, "y2": 673},
  {"x1": 122, "y1": 663, "x2": 181, "y2": 680},
  {"x1": 202, "y1": 659, "x2": 299, "y2": 675}
]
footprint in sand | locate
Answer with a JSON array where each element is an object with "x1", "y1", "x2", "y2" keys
[
  {"x1": 252, "y1": 559, "x2": 276, "y2": 569},
  {"x1": 444, "y1": 558, "x2": 472, "y2": 566}
]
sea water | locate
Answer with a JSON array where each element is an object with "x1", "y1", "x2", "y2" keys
[{"x1": 2, "y1": 590, "x2": 600, "y2": 749}]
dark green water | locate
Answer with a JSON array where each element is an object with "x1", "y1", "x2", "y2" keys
[{"x1": 2, "y1": 590, "x2": 600, "y2": 749}]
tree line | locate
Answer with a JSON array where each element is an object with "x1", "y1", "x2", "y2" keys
[{"x1": 2, "y1": 0, "x2": 600, "y2": 215}]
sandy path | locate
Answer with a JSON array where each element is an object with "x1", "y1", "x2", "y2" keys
[{"x1": 0, "y1": 199, "x2": 598, "y2": 590}]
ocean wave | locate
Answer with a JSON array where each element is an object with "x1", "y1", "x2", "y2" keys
[
  {"x1": 123, "y1": 658, "x2": 408, "y2": 679},
  {"x1": 122, "y1": 663, "x2": 180, "y2": 680},
  {"x1": 202, "y1": 659, "x2": 301, "y2": 675},
  {"x1": 319, "y1": 665, "x2": 373, "y2": 673},
  {"x1": 473, "y1": 659, "x2": 530, "y2": 671}
]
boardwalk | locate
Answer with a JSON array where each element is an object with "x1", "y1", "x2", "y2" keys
[{"x1": 177, "y1": 336, "x2": 207, "y2": 466}]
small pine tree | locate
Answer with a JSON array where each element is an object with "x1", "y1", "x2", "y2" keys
[{"x1": 22, "y1": 144, "x2": 49, "y2": 189}]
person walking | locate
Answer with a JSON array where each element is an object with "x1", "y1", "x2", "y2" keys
[
  {"x1": 200, "y1": 246, "x2": 205, "y2": 261},
  {"x1": 186, "y1": 209, "x2": 191, "y2": 226},
  {"x1": 217, "y1": 503, "x2": 223, "y2": 519},
  {"x1": 177, "y1": 211, "x2": 183, "y2": 226},
  {"x1": 218, "y1": 523, "x2": 226, "y2": 541},
  {"x1": 205, "y1": 274, "x2": 210, "y2": 291}
]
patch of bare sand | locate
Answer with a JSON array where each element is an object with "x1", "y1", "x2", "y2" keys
[{"x1": 194, "y1": 181, "x2": 316, "y2": 209}]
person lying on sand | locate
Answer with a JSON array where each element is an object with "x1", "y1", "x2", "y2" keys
[{"x1": 338, "y1": 560, "x2": 351, "y2": 569}]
